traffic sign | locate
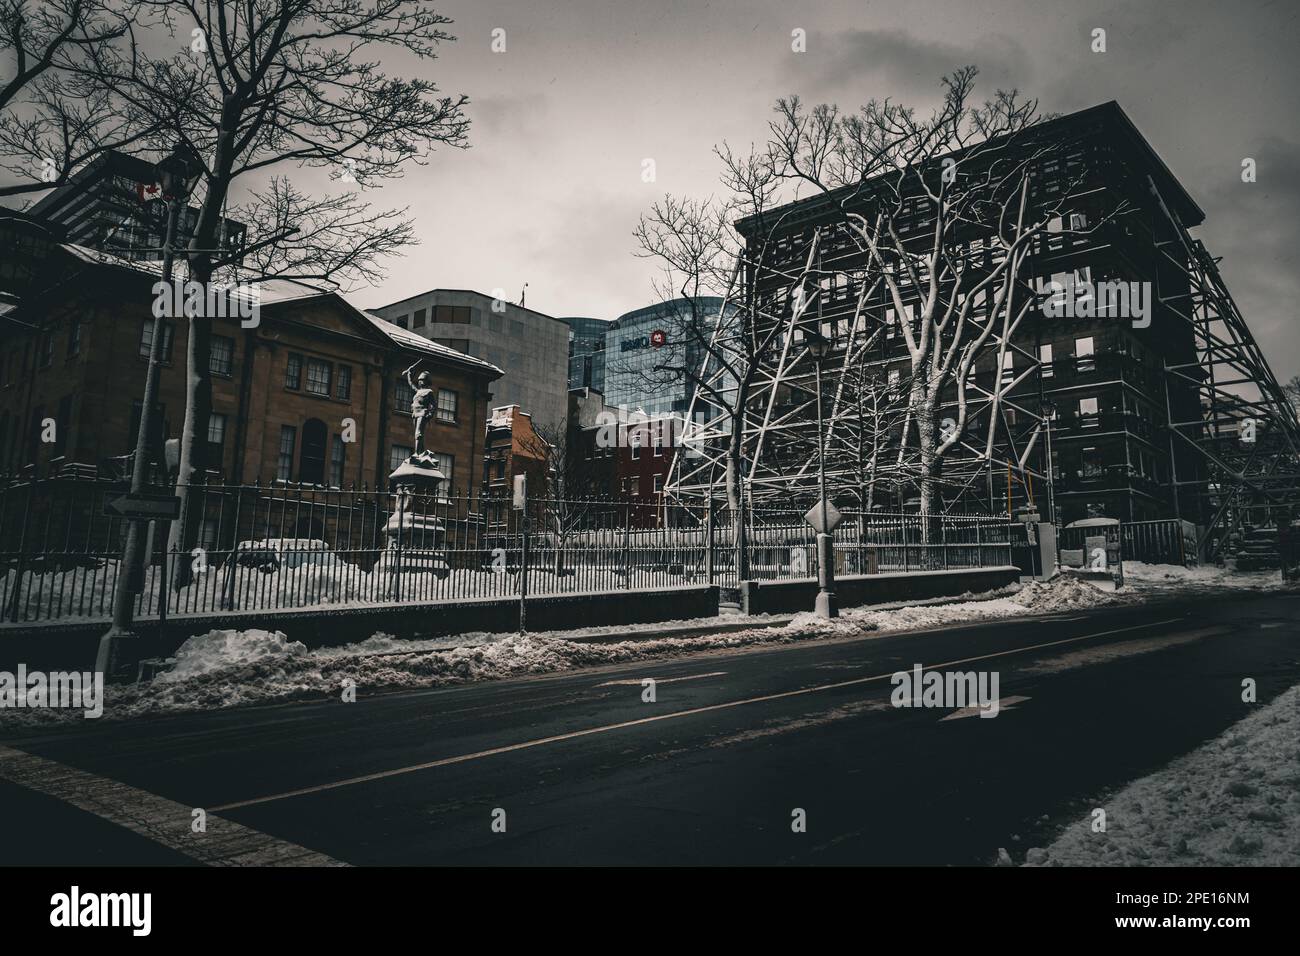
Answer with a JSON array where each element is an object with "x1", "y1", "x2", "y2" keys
[
  {"x1": 803, "y1": 501, "x2": 843, "y2": 534},
  {"x1": 104, "y1": 491, "x2": 181, "y2": 521}
]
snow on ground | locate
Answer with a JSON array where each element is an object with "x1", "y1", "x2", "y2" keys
[
  {"x1": 1, "y1": 575, "x2": 1117, "y2": 724},
  {"x1": 1122, "y1": 560, "x2": 1284, "y2": 593},
  {"x1": 1021, "y1": 684, "x2": 1300, "y2": 866},
  {"x1": 2, "y1": 567, "x2": 1289, "y2": 726}
]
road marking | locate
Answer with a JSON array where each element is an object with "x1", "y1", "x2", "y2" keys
[
  {"x1": 941, "y1": 695, "x2": 1031, "y2": 721},
  {"x1": 597, "y1": 671, "x2": 727, "y2": 687},
  {"x1": 0, "y1": 745, "x2": 348, "y2": 867},
  {"x1": 211, "y1": 618, "x2": 1183, "y2": 812}
]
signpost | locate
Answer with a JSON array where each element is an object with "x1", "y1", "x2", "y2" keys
[
  {"x1": 514, "y1": 475, "x2": 528, "y2": 634},
  {"x1": 104, "y1": 491, "x2": 182, "y2": 521}
]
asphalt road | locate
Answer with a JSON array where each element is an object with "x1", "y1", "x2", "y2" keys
[{"x1": 3, "y1": 589, "x2": 1299, "y2": 866}]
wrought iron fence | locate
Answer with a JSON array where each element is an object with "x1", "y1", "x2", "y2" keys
[{"x1": 0, "y1": 475, "x2": 1016, "y2": 624}]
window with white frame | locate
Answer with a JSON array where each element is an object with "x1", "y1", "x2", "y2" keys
[
  {"x1": 277, "y1": 425, "x2": 296, "y2": 480},
  {"x1": 436, "y1": 388, "x2": 458, "y2": 423},
  {"x1": 330, "y1": 435, "x2": 346, "y2": 487},
  {"x1": 305, "y1": 358, "x2": 331, "y2": 396}
]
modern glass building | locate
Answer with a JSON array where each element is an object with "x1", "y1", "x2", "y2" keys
[
  {"x1": 558, "y1": 316, "x2": 612, "y2": 392},
  {"x1": 604, "y1": 297, "x2": 730, "y2": 416}
]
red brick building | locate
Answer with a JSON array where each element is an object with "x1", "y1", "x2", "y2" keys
[{"x1": 0, "y1": 221, "x2": 501, "y2": 496}]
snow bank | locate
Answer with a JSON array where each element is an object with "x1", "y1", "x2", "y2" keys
[
  {"x1": 159, "y1": 629, "x2": 308, "y2": 683},
  {"x1": 1122, "y1": 561, "x2": 1283, "y2": 592},
  {"x1": 1022, "y1": 684, "x2": 1300, "y2": 866},
  {"x1": 0, "y1": 576, "x2": 1118, "y2": 724}
]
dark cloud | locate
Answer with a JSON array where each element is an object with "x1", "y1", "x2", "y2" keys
[{"x1": 781, "y1": 28, "x2": 1033, "y2": 105}]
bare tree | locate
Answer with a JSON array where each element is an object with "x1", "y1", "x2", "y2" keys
[
  {"x1": 633, "y1": 144, "x2": 837, "y2": 577},
  {"x1": 0, "y1": 0, "x2": 152, "y2": 196},
  {"x1": 763, "y1": 67, "x2": 1123, "y2": 517},
  {"x1": 6, "y1": 1, "x2": 471, "y2": 584},
  {"x1": 524, "y1": 418, "x2": 605, "y2": 576},
  {"x1": 827, "y1": 358, "x2": 910, "y2": 511},
  {"x1": 1284, "y1": 374, "x2": 1300, "y2": 415}
]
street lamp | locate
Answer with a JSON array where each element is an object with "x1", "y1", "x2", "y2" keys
[
  {"x1": 802, "y1": 326, "x2": 838, "y2": 618},
  {"x1": 96, "y1": 146, "x2": 203, "y2": 678},
  {"x1": 1041, "y1": 401, "x2": 1058, "y2": 526}
]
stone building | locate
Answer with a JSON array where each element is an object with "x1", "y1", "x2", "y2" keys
[
  {"x1": 0, "y1": 230, "x2": 501, "y2": 497},
  {"x1": 371, "y1": 289, "x2": 569, "y2": 432}
]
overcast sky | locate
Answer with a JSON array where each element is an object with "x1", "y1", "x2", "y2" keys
[
  {"x1": 4, "y1": 1, "x2": 1296, "y2": 378},
  {"x1": 343, "y1": 0, "x2": 1297, "y2": 379}
]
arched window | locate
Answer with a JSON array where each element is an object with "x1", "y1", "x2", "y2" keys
[{"x1": 299, "y1": 418, "x2": 327, "y2": 485}]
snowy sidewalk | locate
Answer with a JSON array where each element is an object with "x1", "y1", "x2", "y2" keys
[{"x1": 1022, "y1": 683, "x2": 1300, "y2": 866}]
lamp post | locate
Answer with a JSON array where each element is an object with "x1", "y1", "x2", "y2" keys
[
  {"x1": 96, "y1": 147, "x2": 202, "y2": 678},
  {"x1": 802, "y1": 326, "x2": 837, "y2": 618},
  {"x1": 1041, "y1": 401, "x2": 1057, "y2": 526}
]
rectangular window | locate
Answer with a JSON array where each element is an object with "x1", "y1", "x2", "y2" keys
[
  {"x1": 66, "y1": 320, "x2": 81, "y2": 357},
  {"x1": 207, "y1": 412, "x2": 226, "y2": 445},
  {"x1": 1039, "y1": 343, "x2": 1054, "y2": 378},
  {"x1": 210, "y1": 335, "x2": 234, "y2": 377},
  {"x1": 139, "y1": 320, "x2": 174, "y2": 362},
  {"x1": 653, "y1": 475, "x2": 664, "y2": 494},
  {"x1": 277, "y1": 425, "x2": 296, "y2": 481},
  {"x1": 1075, "y1": 336, "x2": 1095, "y2": 372},
  {"x1": 53, "y1": 395, "x2": 71, "y2": 456},
  {"x1": 394, "y1": 377, "x2": 414, "y2": 412},
  {"x1": 38, "y1": 332, "x2": 52, "y2": 368},
  {"x1": 1001, "y1": 352, "x2": 1014, "y2": 384},
  {"x1": 1082, "y1": 446, "x2": 1103, "y2": 478},
  {"x1": 285, "y1": 353, "x2": 302, "y2": 390},
  {"x1": 330, "y1": 435, "x2": 346, "y2": 487},
  {"x1": 305, "y1": 358, "x2": 331, "y2": 396},
  {"x1": 393, "y1": 314, "x2": 409, "y2": 330},
  {"x1": 207, "y1": 412, "x2": 227, "y2": 467},
  {"x1": 336, "y1": 364, "x2": 352, "y2": 401},
  {"x1": 413, "y1": 308, "x2": 427, "y2": 327},
  {"x1": 436, "y1": 388, "x2": 458, "y2": 423},
  {"x1": 1079, "y1": 397, "x2": 1099, "y2": 426},
  {"x1": 389, "y1": 444, "x2": 412, "y2": 473},
  {"x1": 434, "y1": 452, "x2": 454, "y2": 496}
]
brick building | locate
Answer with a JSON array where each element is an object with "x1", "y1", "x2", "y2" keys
[
  {"x1": 691, "y1": 100, "x2": 1213, "y2": 525},
  {"x1": 0, "y1": 232, "x2": 501, "y2": 496}
]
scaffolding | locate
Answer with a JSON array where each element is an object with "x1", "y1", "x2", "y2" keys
[
  {"x1": 1150, "y1": 176, "x2": 1300, "y2": 557},
  {"x1": 667, "y1": 224, "x2": 1052, "y2": 516}
]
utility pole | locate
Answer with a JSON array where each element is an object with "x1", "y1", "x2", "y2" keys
[{"x1": 96, "y1": 149, "x2": 200, "y2": 678}]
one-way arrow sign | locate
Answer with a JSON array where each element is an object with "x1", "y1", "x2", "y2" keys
[
  {"x1": 104, "y1": 491, "x2": 181, "y2": 521},
  {"x1": 803, "y1": 501, "x2": 843, "y2": 535}
]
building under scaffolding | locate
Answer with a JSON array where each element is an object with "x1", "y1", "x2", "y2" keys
[{"x1": 666, "y1": 102, "x2": 1299, "y2": 556}]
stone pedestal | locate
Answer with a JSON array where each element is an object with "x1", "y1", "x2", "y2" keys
[{"x1": 382, "y1": 454, "x2": 450, "y2": 593}]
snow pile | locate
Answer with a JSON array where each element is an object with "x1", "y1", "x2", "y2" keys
[
  {"x1": 158, "y1": 629, "x2": 308, "y2": 683},
  {"x1": 1122, "y1": 561, "x2": 1283, "y2": 592},
  {"x1": 1011, "y1": 575, "x2": 1119, "y2": 611},
  {"x1": 1022, "y1": 684, "x2": 1300, "y2": 866},
  {"x1": 70, "y1": 624, "x2": 858, "y2": 721},
  {"x1": 1, "y1": 575, "x2": 1128, "y2": 724}
]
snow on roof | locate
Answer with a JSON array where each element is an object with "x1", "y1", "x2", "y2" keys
[
  {"x1": 56, "y1": 243, "x2": 502, "y2": 377},
  {"x1": 59, "y1": 243, "x2": 330, "y2": 304},
  {"x1": 359, "y1": 309, "x2": 501, "y2": 377}
]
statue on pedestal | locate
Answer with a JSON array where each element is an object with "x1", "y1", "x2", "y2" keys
[{"x1": 404, "y1": 362, "x2": 436, "y2": 458}]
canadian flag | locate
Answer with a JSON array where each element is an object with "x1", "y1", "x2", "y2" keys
[{"x1": 136, "y1": 181, "x2": 163, "y2": 202}]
